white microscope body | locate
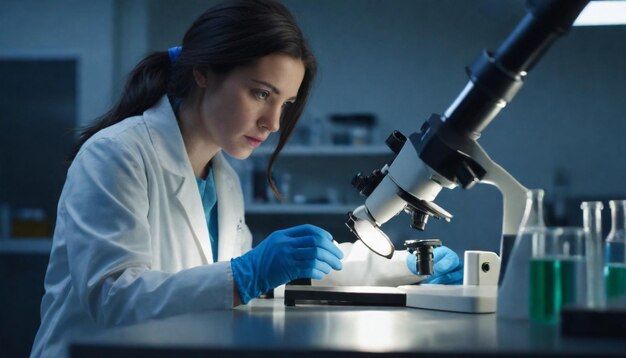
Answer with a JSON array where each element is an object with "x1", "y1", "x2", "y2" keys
[{"x1": 346, "y1": 0, "x2": 591, "y2": 314}]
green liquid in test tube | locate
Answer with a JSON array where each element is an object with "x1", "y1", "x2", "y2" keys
[
  {"x1": 560, "y1": 256, "x2": 585, "y2": 306},
  {"x1": 606, "y1": 263, "x2": 626, "y2": 299},
  {"x1": 529, "y1": 258, "x2": 561, "y2": 323}
]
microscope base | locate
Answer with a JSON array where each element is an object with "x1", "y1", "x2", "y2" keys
[{"x1": 398, "y1": 285, "x2": 497, "y2": 313}]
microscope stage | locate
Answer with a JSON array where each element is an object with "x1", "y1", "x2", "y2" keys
[
  {"x1": 283, "y1": 285, "x2": 497, "y2": 313},
  {"x1": 284, "y1": 285, "x2": 406, "y2": 307}
]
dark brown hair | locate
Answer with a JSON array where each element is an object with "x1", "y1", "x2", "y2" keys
[{"x1": 71, "y1": 0, "x2": 316, "y2": 197}]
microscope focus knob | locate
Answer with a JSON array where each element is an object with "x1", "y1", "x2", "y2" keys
[
  {"x1": 351, "y1": 169, "x2": 385, "y2": 197},
  {"x1": 385, "y1": 130, "x2": 407, "y2": 154},
  {"x1": 351, "y1": 173, "x2": 368, "y2": 191}
]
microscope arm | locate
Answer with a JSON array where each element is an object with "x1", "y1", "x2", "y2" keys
[
  {"x1": 464, "y1": 140, "x2": 528, "y2": 278},
  {"x1": 466, "y1": 142, "x2": 528, "y2": 236}
]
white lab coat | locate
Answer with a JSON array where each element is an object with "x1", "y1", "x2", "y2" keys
[{"x1": 31, "y1": 96, "x2": 416, "y2": 357}]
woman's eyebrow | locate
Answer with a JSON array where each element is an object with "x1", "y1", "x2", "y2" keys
[
  {"x1": 252, "y1": 79, "x2": 280, "y2": 94},
  {"x1": 252, "y1": 79, "x2": 297, "y2": 101}
]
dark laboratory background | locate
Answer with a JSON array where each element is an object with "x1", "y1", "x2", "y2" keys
[{"x1": 1, "y1": 0, "x2": 625, "y2": 356}]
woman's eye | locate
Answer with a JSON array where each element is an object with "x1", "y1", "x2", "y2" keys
[{"x1": 254, "y1": 90, "x2": 270, "y2": 101}]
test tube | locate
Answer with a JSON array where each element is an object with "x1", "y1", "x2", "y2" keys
[
  {"x1": 529, "y1": 227, "x2": 560, "y2": 323},
  {"x1": 581, "y1": 201, "x2": 606, "y2": 309},
  {"x1": 605, "y1": 200, "x2": 626, "y2": 300}
]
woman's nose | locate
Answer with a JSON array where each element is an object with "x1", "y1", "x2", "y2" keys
[{"x1": 259, "y1": 105, "x2": 281, "y2": 133}]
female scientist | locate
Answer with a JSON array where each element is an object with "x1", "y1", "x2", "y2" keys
[{"x1": 31, "y1": 0, "x2": 462, "y2": 356}]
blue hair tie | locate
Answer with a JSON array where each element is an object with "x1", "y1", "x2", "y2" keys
[{"x1": 168, "y1": 46, "x2": 182, "y2": 63}]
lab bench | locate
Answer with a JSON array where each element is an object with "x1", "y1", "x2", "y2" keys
[
  {"x1": 70, "y1": 297, "x2": 626, "y2": 357},
  {"x1": 0, "y1": 238, "x2": 52, "y2": 254}
]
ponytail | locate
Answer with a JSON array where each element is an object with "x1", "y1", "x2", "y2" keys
[{"x1": 69, "y1": 51, "x2": 171, "y2": 161}]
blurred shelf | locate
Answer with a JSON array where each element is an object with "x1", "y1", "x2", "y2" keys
[
  {"x1": 246, "y1": 203, "x2": 356, "y2": 215},
  {"x1": 252, "y1": 145, "x2": 392, "y2": 157},
  {"x1": 0, "y1": 238, "x2": 52, "y2": 254}
]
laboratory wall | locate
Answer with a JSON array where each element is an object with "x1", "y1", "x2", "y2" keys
[
  {"x1": 0, "y1": 0, "x2": 115, "y2": 126},
  {"x1": 146, "y1": 0, "x2": 626, "y2": 252},
  {"x1": 1, "y1": 0, "x2": 625, "y2": 356},
  {"x1": 284, "y1": 0, "x2": 626, "y2": 252},
  {"x1": 1, "y1": 1, "x2": 116, "y2": 356}
]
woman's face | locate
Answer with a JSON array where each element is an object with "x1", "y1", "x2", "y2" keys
[{"x1": 192, "y1": 53, "x2": 305, "y2": 159}]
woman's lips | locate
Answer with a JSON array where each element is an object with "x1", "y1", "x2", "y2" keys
[{"x1": 245, "y1": 136, "x2": 263, "y2": 148}]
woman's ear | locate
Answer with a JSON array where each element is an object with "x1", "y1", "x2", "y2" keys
[{"x1": 192, "y1": 66, "x2": 209, "y2": 88}]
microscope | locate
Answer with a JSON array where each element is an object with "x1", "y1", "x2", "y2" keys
[
  {"x1": 285, "y1": 0, "x2": 590, "y2": 311},
  {"x1": 345, "y1": 0, "x2": 590, "y2": 311}
]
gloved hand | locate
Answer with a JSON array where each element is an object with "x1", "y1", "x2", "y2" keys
[
  {"x1": 231, "y1": 224, "x2": 343, "y2": 304},
  {"x1": 406, "y1": 246, "x2": 463, "y2": 285}
]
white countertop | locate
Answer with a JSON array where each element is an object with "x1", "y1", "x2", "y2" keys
[{"x1": 70, "y1": 297, "x2": 626, "y2": 357}]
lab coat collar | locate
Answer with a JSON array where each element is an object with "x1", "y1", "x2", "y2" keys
[
  {"x1": 144, "y1": 96, "x2": 190, "y2": 176},
  {"x1": 143, "y1": 96, "x2": 213, "y2": 264}
]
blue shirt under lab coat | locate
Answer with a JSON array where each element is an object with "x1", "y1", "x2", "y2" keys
[{"x1": 196, "y1": 165, "x2": 219, "y2": 263}]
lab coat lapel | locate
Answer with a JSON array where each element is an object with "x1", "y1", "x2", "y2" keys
[
  {"x1": 213, "y1": 153, "x2": 245, "y2": 260},
  {"x1": 170, "y1": 174, "x2": 213, "y2": 263},
  {"x1": 144, "y1": 96, "x2": 213, "y2": 264}
]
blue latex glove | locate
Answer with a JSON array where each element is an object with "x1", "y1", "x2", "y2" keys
[
  {"x1": 406, "y1": 246, "x2": 463, "y2": 285},
  {"x1": 231, "y1": 224, "x2": 343, "y2": 304}
]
